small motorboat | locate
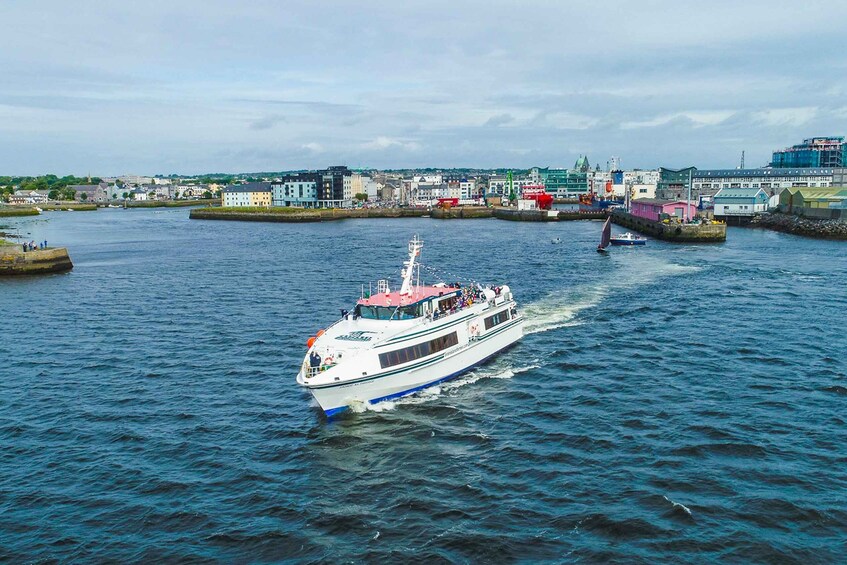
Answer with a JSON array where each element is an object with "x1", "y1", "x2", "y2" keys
[
  {"x1": 610, "y1": 232, "x2": 647, "y2": 246},
  {"x1": 551, "y1": 237, "x2": 561, "y2": 244}
]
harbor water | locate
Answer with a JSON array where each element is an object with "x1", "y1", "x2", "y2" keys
[{"x1": 1, "y1": 209, "x2": 846, "y2": 562}]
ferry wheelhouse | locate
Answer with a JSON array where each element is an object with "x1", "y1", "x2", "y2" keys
[{"x1": 296, "y1": 235, "x2": 524, "y2": 416}]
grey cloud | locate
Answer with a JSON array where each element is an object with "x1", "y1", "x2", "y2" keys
[
  {"x1": 249, "y1": 115, "x2": 287, "y2": 131},
  {"x1": 484, "y1": 114, "x2": 515, "y2": 127}
]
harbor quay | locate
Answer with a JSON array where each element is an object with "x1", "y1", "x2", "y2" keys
[
  {"x1": 0, "y1": 244, "x2": 73, "y2": 275},
  {"x1": 611, "y1": 210, "x2": 726, "y2": 242},
  {"x1": 188, "y1": 205, "x2": 609, "y2": 223}
]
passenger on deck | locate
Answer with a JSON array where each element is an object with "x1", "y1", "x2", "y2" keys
[{"x1": 309, "y1": 351, "x2": 321, "y2": 368}]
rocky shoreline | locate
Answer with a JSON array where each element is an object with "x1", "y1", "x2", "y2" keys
[{"x1": 750, "y1": 212, "x2": 847, "y2": 240}]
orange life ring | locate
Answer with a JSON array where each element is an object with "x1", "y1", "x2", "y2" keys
[{"x1": 306, "y1": 336, "x2": 316, "y2": 348}]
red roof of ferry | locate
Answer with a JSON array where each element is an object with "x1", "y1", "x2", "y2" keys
[{"x1": 358, "y1": 285, "x2": 459, "y2": 307}]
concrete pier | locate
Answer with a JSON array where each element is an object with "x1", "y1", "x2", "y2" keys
[
  {"x1": 611, "y1": 210, "x2": 726, "y2": 242},
  {"x1": 0, "y1": 245, "x2": 74, "y2": 275}
]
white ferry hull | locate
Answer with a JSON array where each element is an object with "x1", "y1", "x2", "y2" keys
[{"x1": 304, "y1": 318, "x2": 523, "y2": 417}]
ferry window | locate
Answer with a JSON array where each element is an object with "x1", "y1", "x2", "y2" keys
[
  {"x1": 378, "y1": 332, "x2": 459, "y2": 369},
  {"x1": 484, "y1": 310, "x2": 511, "y2": 330},
  {"x1": 396, "y1": 304, "x2": 422, "y2": 319}
]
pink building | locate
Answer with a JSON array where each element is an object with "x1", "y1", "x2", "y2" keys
[{"x1": 630, "y1": 199, "x2": 697, "y2": 221}]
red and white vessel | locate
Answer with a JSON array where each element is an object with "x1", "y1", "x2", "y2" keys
[
  {"x1": 296, "y1": 235, "x2": 524, "y2": 417},
  {"x1": 520, "y1": 185, "x2": 554, "y2": 210}
]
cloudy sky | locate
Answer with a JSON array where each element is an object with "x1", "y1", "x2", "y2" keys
[{"x1": 2, "y1": 0, "x2": 847, "y2": 175}]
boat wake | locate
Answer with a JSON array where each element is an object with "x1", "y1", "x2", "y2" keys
[
  {"x1": 522, "y1": 288, "x2": 602, "y2": 335},
  {"x1": 521, "y1": 257, "x2": 701, "y2": 335}
]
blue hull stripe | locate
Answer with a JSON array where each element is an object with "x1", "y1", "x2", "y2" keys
[{"x1": 322, "y1": 339, "x2": 520, "y2": 418}]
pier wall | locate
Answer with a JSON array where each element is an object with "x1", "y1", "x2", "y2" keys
[
  {"x1": 431, "y1": 206, "x2": 492, "y2": 219},
  {"x1": 189, "y1": 207, "x2": 428, "y2": 222},
  {"x1": 191, "y1": 206, "x2": 608, "y2": 223},
  {"x1": 0, "y1": 246, "x2": 73, "y2": 275},
  {"x1": 611, "y1": 210, "x2": 726, "y2": 242}
]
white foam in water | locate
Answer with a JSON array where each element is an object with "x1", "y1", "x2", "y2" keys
[
  {"x1": 521, "y1": 256, "x2": 701, "y2": 336},
  {"x1": 353, "y1": 363, "x2": 539, "y2": 414},
  {"x1": 522, "y1": 288, "x2": 603, "y2": 335},
  {"x1": 663, "y1": 495, "x2": 692, "y2": 516}
]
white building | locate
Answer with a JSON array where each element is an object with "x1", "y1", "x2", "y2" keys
[
  {"x1": 120, "y1": 175, "x2": 153, "y2": 186},
  {"x1": 713, "y1": 187, "x2": 770, "y2": 217},
  {"x1": 631, "y1": 184, "x2": 657, "y2": 200},
  {"x1": 9, "y1": 190, "x2": 49, "y2": 204},
  {"x1": 693, "y1": 168, "x2": 834, "y2": 197},
  {"x1": 130, "y1": 188, "x2": 148, "y2": 201},
  {"x1": 488, "y1": 175, "x2": 535, "y2": 196}
]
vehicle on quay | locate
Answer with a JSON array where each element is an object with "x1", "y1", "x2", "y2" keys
[{"x1": 296, "y1": 235, "x2": 524, "y2": 417}]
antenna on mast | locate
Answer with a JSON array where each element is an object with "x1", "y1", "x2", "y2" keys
[{"x1": 740, "y1": 150, "x2": 745, "y2": 169}]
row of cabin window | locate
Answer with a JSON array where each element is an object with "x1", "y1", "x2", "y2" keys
[
  {"x1": 484, "y1": 310, "x2": 510, "y2": 330},
  {"x1": 378, "y1": 332, "x2": 459, "y2": 369}
]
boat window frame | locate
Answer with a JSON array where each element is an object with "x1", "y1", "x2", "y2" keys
[
  {"x1": 483, "y1": 309, "x2": 511, "y2": 330},
  {"x1": 378, "y1": 331, "x2": 459, "y2": 369}
]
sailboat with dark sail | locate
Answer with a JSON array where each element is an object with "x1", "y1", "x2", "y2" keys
[{"x1": 597, "y1": 216, "x2": 611, "y2": 253}]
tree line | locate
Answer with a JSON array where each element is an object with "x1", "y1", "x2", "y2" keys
[{"x1": 1, "y1": 175, "x2": 102, "y2": 201}]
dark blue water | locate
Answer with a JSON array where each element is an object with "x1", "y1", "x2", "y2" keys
[{"x1": 2, "y1": 209, "x2": 846, "y2": 562}]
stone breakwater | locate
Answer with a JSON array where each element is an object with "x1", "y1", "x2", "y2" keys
[
  {"x1": 751, "y1": 212, "x2": 847, "y2": 240},
  {"x1": 611, "y1": 210, "x2": 726, "y2": 242},
  {"x1": 0, "y1": 246, "x2": 73, "y2": 275}
]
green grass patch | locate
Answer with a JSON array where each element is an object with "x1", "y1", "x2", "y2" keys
[
  {"x1": 209, "y1": 206, "x2": 316, "y2": 214},
  {"x1": 0, "y1": 207, "x2": 40, "y2": 217},
  {"x1": 39, "y1": 203, "x2": 97, "y2": 211}
]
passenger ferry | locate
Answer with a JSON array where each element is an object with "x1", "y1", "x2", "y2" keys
[{"x1": 296, "y1": 235, "x2": 524, "y2": 417}]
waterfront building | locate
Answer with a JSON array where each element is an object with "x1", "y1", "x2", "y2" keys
[
  {"x1": 272, "y1": 173, "x2": 320, "y2": 207},
  {"x1": 779, "y1": 187, "x2": 847, "y2": 210},
  {"x1": 692, "y1": 168, "x2": 834, "y2": 199},
  {"x1": 445, "y1": 175, "x2": 477, "y2": 200},
  {"x1": 66, "y1": 183, "x2": 110, "y2": 203},
  {"x1": 222, "y1": 182, "x2": 272, "y2": 207},
  {"x1": 712, "y1": 188, "x2": 770, "y2": 218},
  {"x1": 540, "y1": 168, "x2": 589, "y2": 198},
  {"x1": 320, "y1": 166, "x2": 353, "y2": 208},
  {"x1": 350, "y1": 173, "x2": 380, "y2": 200},
  {"x1": 772, "y1": 137, "x2": 847, "y2": 168},
  {"x1": 119, "y1": 175, "x2": 153, "y2": 186},
  {"x1": 9, "y1": 190, "x2": 49, "y2": 204},
  {"x1": 130, "y1": 188, "x2": 148, "y2": 201},
  {"x1": 656, "y1": 167, "x2": 696, "y2": 200},
  {"x1": 631, "y1": 184, "x2": 657, "y2": 200},
  {"x1": 631, "y1": 198, "x2": 698, "y2": 221}
]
